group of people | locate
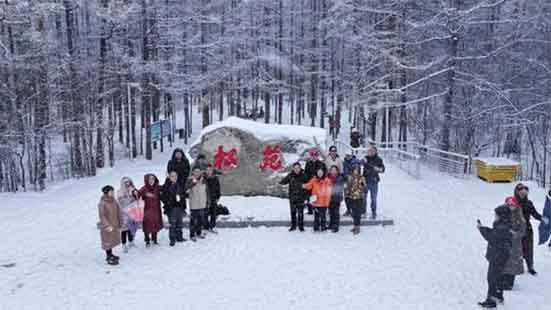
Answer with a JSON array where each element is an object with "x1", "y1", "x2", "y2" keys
[
  {"x1": 477, "y1": 183, "x2": 550, "y2": 308},
  {"x1": 97, "y1": 148, "x2": 221, "y2": 266},
  {"x1": 279, "y1": 145, "x2": 385, "y2": 234}
]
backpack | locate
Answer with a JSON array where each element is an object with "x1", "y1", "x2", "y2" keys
[{"x1": 216, "y1": 204, "x2": 230, "y2": 215}]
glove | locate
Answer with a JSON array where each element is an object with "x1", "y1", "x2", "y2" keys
[
  {"x1": 309, "y1": 195, "x2": 317, "y2": 203},
  {"x1": 543, "y1": 217, "x2": 550, "y2": 225},
  {"x1": 106, "y1": 226, "x2": 114, "y2": 232}
]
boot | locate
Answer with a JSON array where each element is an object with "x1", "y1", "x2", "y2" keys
[
  {"x1": 299, "y1": 226, "x2": 305, "y2": 232},
  {"x1": 288, "y1": 225, "x2": 297, "y2": 232},
  {"x1": 528, "y1": 268, "x2": 537, "y2": 276},
  {"x1": 152, "y1": 234, "x2": 158, "y2": 245},
  {"x1": 371, "y1": 210, "x2": 377, "y2": 220},
  {"x1": 169, "y1": 239, "x2": 176, "y2": 247},
  {"x1": 107, "y1": 256, "x2": 119, "y2": 266},
  {"x1": 478, "y1": 299, "x2": 497, "y2": 308},
  {"x1": 495, "y1": 292, "x2": 504, "y2": 304},
  {"x1": 145, "y1": 241, "x2": 151, "y2": 248}
]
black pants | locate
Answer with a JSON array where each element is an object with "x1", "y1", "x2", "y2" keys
[
  {"x1": 289, "y1": 201, "x2": 305, "y2": 229},
  {"x1": 206, "y1": 201, "x2": 218, "y2": 229},
  {"x1": 522, "y1": 229, "x2": 534, "y2": 270},
  {"x1": 121, "y1": 230, "x2": 134, "y2": 244},
  {"x1": 349, "y1": 199, "x2": 363, "y2": 226},
  {"x1": 486, "y1": 257, "x2": 507, "y2": 300},
  {"x1": 105, "y1": 249, "x2": 113, "y2": 258},
  {"x1": 168, "y1": 207, "x2": 184, "y2": 242},
  {"x1": 344, "y1": 198, "x2": 352, "y2": 214},
  {"x1": 499, "y1": 274, "x2": 515, "y2": 289},
  {"x1": 144, "y1": 232, "x2": 158, "y2": 243},
  {"x1": 313, "y1": 207, "x2": 327, "y2": 231},
  {"x1": 329, "y1": 200, "x2": 341, "y2": 230},
  {"x1": 190, "y1": 209, "x2": 205, "y2": 238}
]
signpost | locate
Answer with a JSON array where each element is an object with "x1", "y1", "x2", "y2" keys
[{"x1": 151, "y1": 119, "x2": 173, "y2": 153}]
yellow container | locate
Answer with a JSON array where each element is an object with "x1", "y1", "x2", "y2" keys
[{"x1": 474, "y1": 158, "x2": 520, "y2": 183}]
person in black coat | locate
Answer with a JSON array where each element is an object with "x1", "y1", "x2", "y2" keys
[
  {"x1": 477, "y1": 205, "x2": 513, "y2": 308},
  {"x1": 280, "y1": 162, "x2": 309, "y2": 231},
  {"x1": 167, "y1": 148, "x2": 191, "y2": 187},
  {"x1": 514, "y1": 183, "x2": 544, "y2": 275},
  {"x1": 161, "y1": 171, "x2": 187, "y2": 246},
  {"x1": 350, "y1": 127, "x2": 362, "y2": 148},
  {"x1": 205, "y1": 164, "x2": 222, "y2": 232},
  {"x1": 304, "y1": 150, "x2": 327, "y2": 215},
  {"x1": 327, "y1": 165, "x2": 345, "y2": 233},
  {"x1": 362, "y1": 146, "x2": 385, "y2": 219}
]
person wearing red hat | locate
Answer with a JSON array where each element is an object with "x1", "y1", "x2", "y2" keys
[{"x1": 500, "y1": 194, "x2": 526, "y2": 290}]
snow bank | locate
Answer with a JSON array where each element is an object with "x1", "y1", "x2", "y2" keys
[
  {"x1": 475, "y1": 157, "x2": 520, "y2": 166},
  {"x1": 190, "y1": 117, "x2": 327, "y2": 149}
]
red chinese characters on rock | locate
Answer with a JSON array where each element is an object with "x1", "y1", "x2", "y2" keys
[
  {"x1": 213, "y1": 146, "x2": 238, "y2": 170},
  {"x1": 259, "y1": 145, "x2": 283, "y2": 171}
]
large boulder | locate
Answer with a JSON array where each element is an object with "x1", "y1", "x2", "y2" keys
[{"x1": 188, "y1": 117, "x2": 327, "y2": 197}]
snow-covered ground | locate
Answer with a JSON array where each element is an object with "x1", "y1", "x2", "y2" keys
[{"x1": 1, "y1": 150, "x2": 550, "y2": 310}]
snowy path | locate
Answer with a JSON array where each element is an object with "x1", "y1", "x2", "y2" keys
[{"x1": 1, "y1": 157, "x2": 550, "y2": 310}]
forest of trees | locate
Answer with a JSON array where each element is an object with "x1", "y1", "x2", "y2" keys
[{"x1": 1, "y1": 0, "x2": 551, "y2": 192}]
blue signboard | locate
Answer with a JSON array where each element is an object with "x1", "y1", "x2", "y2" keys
[{"x1": 151, "y1": 119, "x2": 172, "y2": 142}]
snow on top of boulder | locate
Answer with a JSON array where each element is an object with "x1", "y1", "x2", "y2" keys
[
  {"x1": 191, "y1": 117, "x2": 327, "y2": 147},
  {"x1": 475, "y1": 157, "x2": 520, "y2": 166}
]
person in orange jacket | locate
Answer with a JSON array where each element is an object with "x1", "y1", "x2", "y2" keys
[{"x1": 303, "y1": 168, "x2": 332, "y2": 232}]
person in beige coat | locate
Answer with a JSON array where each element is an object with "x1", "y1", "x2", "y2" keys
[
  {"x1": 186, "y1": 167, "x2": 208, "y2": 241},
  {"x1": 98, "y1": 185, "x2": 123, "y2": 265}
]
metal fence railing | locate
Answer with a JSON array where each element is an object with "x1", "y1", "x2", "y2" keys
[
  {"x1": 332, "y1": 140, "x2": 421, "y2": 179},
  {"x1": 330, "y1": 140, "x2": 471, "y2": 180}
]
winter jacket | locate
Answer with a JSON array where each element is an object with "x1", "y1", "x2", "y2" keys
[
  {"x1": 186, "y1": 176, "x2": 208, "y2": 210},
  {"x1": 161, "y1": 180, "x2": 186, "y2": 214},
  {"x1": 303, "y1": 176, "x2": 332, "y2": 208},
  {"x1": 304, "y1": 159, "x2": 327, "y2": 181},
  {"x1": 345, "y1": 174, "x2": 366, "y2": 200},
  {"x1": 328, "y1": 173, "x2": 345, "y2": 204},
  {"x1": 350, "y1": 131, "x2": 361, "y2": 148},
  {"x1": 517, "y1": 197, "x2": 542, "y2": 232},
  {"x1": 479, "y1": 215, "x2": 513, "y2": 263},
  {"x1": 206, "y1": 174, "x2": 221, "y2": 205},
  {"x1": 167, "y1": 148, "x2": 191, "y2": 186},
  {"x1": 138, "y1": 174, "x2": 164, "y2": 234},
  {"x1": 98, "y1": 195, "x2": 123, "y2": 250},
  {"x1": 538, "y1": 194, "x2": 551, "y2": 245},
  {"x1": 325, "y1": 155, "x2": 343, "y2": 173},
  {"x1": 503, "y1": 202, "x2": 526, "y2": 275},
  {"x1": 362, "y1": 155, "x2": 385, "y2": 183},
  {"x1": 117, "y1": 177, "x2": 139, "y2": 232},
  {"x1": 343, "y1": 156, "x2": 361, "y2": 177},
  {"x1": 279, "y1": 169, "x2": 309, "y2": 204}
]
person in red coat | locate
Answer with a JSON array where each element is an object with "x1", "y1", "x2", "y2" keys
[{"x1": 138, "y1": 173, "x2": 164, "y2": 247}]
